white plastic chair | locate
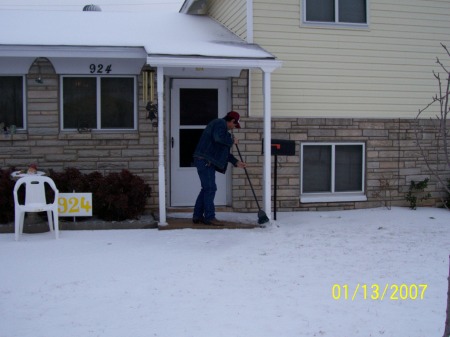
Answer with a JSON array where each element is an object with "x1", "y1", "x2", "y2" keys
[{"x1": 13, "y1": 176, "x2": 59, "y2": 240}]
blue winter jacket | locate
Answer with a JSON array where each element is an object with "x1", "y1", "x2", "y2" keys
[{"x1": 193, "y1": 118, "x2": 238, "y2": 173}]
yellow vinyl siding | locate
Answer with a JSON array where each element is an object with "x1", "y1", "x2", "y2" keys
[
  {"x1": 208, "y1": 0, "x2": 247, "y2": 40},
  {"x1": 250, "y1": 0, "x2": 450, "y2": 119}
]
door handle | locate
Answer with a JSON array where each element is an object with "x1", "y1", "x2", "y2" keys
[{"x1": 171, "y1": 137, "x2": 174, "y2": 148}]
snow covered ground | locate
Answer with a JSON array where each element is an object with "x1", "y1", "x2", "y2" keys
[{"x1": 0, "y1": 207, "x2": 449, "y2": 337}]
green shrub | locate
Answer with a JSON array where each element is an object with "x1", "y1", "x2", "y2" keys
[{"x1": 405, "y1": 178, "x2": 431, "y2": 210}]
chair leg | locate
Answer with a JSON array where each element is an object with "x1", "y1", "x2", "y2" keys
[
  {"x1": 20, "y1": 213, "x2": 25, "y2": 236},
  {"x1": 53, "y1": 211, "x2": 59, "y2": 239},
  {"x1": 14, "y1": 210, "x2": 20, "y2": 241},
  {"x1": 15, "y1": 210, "x2": 25, "y2": 241},
  {"x1": 47, "y1": 210, "x2": 54, "y2": 232}
]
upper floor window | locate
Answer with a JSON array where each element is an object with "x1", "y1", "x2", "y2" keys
[
  {"x1": 0, "y1": 76, "x2": 25, "y2": 130},
  {"x1": 303, "y1": 0, "x2": 368, "y2": 27},
  {"x1": 61, "y1": 76, "x2": 136, "y2": 131}
]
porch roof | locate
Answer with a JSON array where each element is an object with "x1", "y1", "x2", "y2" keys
[
  {"x1": 0, "y1": 10, "x2": 279, "y2": 69},
  {"x1": 0, "y1": 7, "x2": 280, "y2": 225}
]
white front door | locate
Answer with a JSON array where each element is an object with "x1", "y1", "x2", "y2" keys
[{"x1": 170, "y1": 79, "x2": 229, "y2": 206}]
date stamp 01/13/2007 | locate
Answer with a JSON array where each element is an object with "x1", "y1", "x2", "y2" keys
[{"x1": 332, "y1": 283, "x2": 428, "y2": 301}]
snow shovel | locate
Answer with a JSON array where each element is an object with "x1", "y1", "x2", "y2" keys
[{"x1": 235, "y1": 144, "x2": 270, "y2": 225}]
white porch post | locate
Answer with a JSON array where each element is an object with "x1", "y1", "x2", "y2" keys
[
  {"x1": 157, "y1": 66, "x2": 167, "y2": 225},
  {"x1": 262, "y1": 69, "x2": 272, "y2": 219}
]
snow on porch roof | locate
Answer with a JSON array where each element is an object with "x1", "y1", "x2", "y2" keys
[{"x1": 0, "y1": 10, "x2": 278, "y2": 64}]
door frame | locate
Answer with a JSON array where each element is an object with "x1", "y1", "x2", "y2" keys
[{"x1": 167, "y1": 77, "x2": 232, "y2": 207}]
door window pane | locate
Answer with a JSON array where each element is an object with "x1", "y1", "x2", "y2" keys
[
  {"x1": 0, "y1": 76, "x2": 24, "y2": 128},
  {"x1": 335, "y1": 145, "x2": 363, "y2": 191},
  {"x1": 180, "y1": 129, "x2": 204, "y2": 167},
  {"x1": 306, "y1": 0, "x2": 334, "y2": 22},
  {"x1": 180, "y1": 89, "x2": 218, "y2": 126},
  {"x1": 303, "y1": 145, "x2": 332, "y2": 192},
  {"x1": 63, "y1": 77, "x2": 97, "y2": 129},
  {"x1": 101, "y1": 78, "x2": 134, "y2": 129}
]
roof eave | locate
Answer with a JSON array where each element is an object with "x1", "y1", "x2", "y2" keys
[
  {"x1": 147, "y1": 55, "x2": 282, "y2": 72},
  {"x1": 0, "y1": 45, "x2": 147, "y2": 59}
]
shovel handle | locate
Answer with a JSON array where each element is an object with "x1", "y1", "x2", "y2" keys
[{"x1": 235, "y1": 144, "x2": 262, "y2": 211}]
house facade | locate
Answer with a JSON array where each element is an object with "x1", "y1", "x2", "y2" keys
[
  {"x1": 1, "y1": 1, "x2": 449, "y2": 226},
  {"x1": 189, "y1": 0, "x2": 450, "y2": 210},
  {"x1": 0, "y1": 6, "x2": 281, "y2": 225}
]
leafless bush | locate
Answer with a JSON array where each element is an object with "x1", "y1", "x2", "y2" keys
[{"x1": 415, "y1": 43, "x2": 450, "y2": 201}]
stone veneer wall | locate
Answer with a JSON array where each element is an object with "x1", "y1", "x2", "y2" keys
[
  {"x1": 232, "y1": 117, "x2": 450, "y2": 212},
  {"x1": 0, "y1": 58, "x2": 160, "y2": 211},
  {"x1": 1, "y1": 59, "x2": 448, "y2": 214},
  {"x1": 0, "y1": 60, "x2": 252, "y2": 214}
]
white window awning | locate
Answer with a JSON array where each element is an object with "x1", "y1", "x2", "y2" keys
[
  {"x1": 0, "y1": 57, "x2": 35, "y2": 74},
  {"x1": 0, "y1": 46, "x2": 147, "y2": 75}
]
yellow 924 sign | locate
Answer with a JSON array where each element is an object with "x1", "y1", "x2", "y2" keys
[{"x1": 58, "y1": 193, "x2": 93, "y2": 217}]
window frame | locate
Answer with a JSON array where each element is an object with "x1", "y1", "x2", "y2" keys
[
  {"x1": 301, "y1": 0, "x2": 369, "y2": 29},
  {"x1": 0, "y1": 75, "x2": 26, "y2": 131},
  {"x1": 300, "y1": 142, "x2": 367, "y2": 203},
  {"x1": 60, "y1": 75, "x2": 137, "y2": 132}
]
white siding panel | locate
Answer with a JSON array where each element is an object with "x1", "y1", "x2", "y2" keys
[
  {"x1": 208, "y1": 0, "x2": 247, "y2": 40},
  {"x1": 251, "y1": 0, "x2": 450, "y2": 119}
]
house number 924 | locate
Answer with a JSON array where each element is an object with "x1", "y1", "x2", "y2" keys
[
  {"x1": 58, "y1": 193, "x2": 93, "y2": 217},
  {"x1": 90, "y1": 64, "x2": 112, "y2": 74}
]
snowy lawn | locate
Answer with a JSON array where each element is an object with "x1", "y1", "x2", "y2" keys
[{"x1": 0, "y1": 207, "x2": 449, "y2": 337}]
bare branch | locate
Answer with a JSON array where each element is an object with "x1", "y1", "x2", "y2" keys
[
  {"x1": 415, "y1": 43, "x2": 450, "y2": 197},
  {"x1": 441, "y1": 42, "x2": 450, "y2": 58}
]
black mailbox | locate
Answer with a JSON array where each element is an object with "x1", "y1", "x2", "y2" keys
[
  {"x1": 261, "y1": 138, "x2": 296, "y2": 221},
  {"x1": 262, "y1": 138, "x2": 296, "y2": 156}
]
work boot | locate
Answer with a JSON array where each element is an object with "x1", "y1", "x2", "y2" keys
[
  {"x1": 192, "y1": 216, "x2": 204, "y2": 224},
  {"x1": 204, "y1": 218, "x2": 224, "y2": 226}
]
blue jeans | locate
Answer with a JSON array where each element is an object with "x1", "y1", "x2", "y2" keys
[{"x1": 193, "y1": 158, "x2": 217, "y2": 222}]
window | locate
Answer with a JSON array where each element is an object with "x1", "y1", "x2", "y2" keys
[
  {"x1": 62, "y1": 76, "x2": 136, "y2": 130},
  {"x1": 0, "y1": 76, "x2": 25, "y2": 129},
  {"x1": 301, "y1": 143, "x2": 366, "y2": 202},
  {"x1": 303, "y1": 0, "x2": 367, "y2": 26}
]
